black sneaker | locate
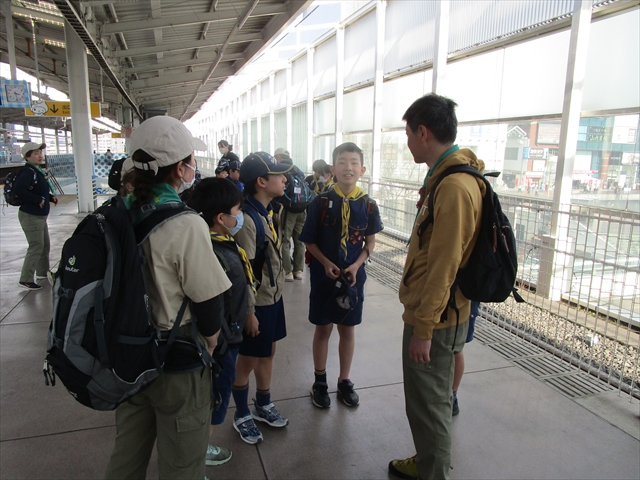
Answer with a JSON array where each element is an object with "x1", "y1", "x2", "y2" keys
[
  {"x1": 337, "y1": 379, "x2": 359, "y2": 407},
  {"x1": 19, "y1": 282, "x2": 42, "y2": 291},
  {"x1": 311, "y1": 382, "x2": 330, "y2": 408}
]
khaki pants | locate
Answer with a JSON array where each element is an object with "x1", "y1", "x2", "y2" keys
[
  {"x1": 105, "y1": 367, "x2": 213, "y2": 480},
  {"x1": 403, "y1": 321, "x2": 468, "y2": 480},
  {"x1": 18, "y1": 210, "x2": 50, "y2": 283},
  {"x1": 280, "y1": 210, "x2": 306, "y2": 274}
]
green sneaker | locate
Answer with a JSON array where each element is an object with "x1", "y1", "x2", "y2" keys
[
  {"x1": 388, "y1": 454, "x2": 418, "y2": 480},
  {"x1": 205, "y1": 444, "x2": 232, "y2": 466}
]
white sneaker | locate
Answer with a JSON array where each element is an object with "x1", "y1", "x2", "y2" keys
[
  {"x1": 293, "y1": 270, "x2": 303, "y2": 280},
  {"x1": 285, "y1": 272, "x2": 294, "y2": 282}
]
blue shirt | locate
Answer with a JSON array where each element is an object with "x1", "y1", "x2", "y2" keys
[{"x1": 299, "y1": 189, "x2": 383, "y2": 267}]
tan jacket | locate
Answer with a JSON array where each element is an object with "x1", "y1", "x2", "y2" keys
[
  {"x1": 142, "y1": 213, "x2": 231, "y2": 330},
  {"x1": 399, "y1": 148, "x2": 485, "y2": 340},
  {"x1": 234, "y1": 203, "x2": 285, "y2": 314}
]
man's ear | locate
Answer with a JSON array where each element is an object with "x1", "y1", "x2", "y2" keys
[
  {"x1": 418, "y1": 125, "x2": 429, "y2": 141},
  {"x1": 330, "y1": 165, "x2": 335, "y2": 176},
  {"x1": 361, "y1": 165, "x2": 367, "y2": 175}
]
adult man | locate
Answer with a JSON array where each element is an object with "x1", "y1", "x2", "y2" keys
[
  {"x1": 274, "y1": 147, "x2": 306, "y2": 281},
  {"x1": 389, "y1": 94, "x2": 485, "y2": 480}
]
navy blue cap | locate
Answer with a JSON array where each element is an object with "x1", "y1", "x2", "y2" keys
[
  {"x1": 215, "y1": 158, "x2": 230, "y2": 174},
  {"x1": 228, "y1": 159, "x2": 241, "y2": 171},
  {"x1": 333, "y1": 273, "x2": 359, "y2": 310},
  {"x1": 240, "y1": 151, "x2": 292, "y2": 183}
]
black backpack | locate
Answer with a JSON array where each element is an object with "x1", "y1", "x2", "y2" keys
[
  {"x1": 3, "y1": 166, "x2": 37, "y2": 206},
  {"x1": 417, "y1": 165, "x2": 524, "y2": 322},
  {"x1": 280, "y1": 166, "x2": 313, "y2": 213},
  {"x1": 43, "y1": 196, "x2": 213, "y2": 410}
]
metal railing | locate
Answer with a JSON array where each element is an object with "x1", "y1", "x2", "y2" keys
[{"x1": 362, "y1": 176, "x2": 640, "y2": 399}]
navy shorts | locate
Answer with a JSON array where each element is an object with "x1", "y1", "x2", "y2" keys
[
  {"x1": 211, "y1": 347, "x2": 238, "y2": 426},
  {"x1": 239, "y1": 298, "x2": 287, "y2": 358},
  {"x1": 308, "y1": 262, "x2": 365, "y2": 327}
]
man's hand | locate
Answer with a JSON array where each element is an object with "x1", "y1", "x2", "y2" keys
[
  {"x1": 322, "y1": 260, "x2": 340, "y2": 279},
  {"x1": 409, "y1": 335, "x2": 432, "y2": 364},
  {"x1": 51, "y1": 196, "x2": 58, "y2": 205},
  {"x1": 244, "y1": 314, "x2": 260, "y2": 337},
  {"x1": 39, "y1": 199, "x2": 45, "y2": 209},
  {"x1": 343, "y1": 263, "x2": 359, "y2": 287}
]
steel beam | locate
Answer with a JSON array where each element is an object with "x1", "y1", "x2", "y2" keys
[
  {"x1": 112, "y1": 32, "x2": 262, "y2": 58},
  {"x1": 130, "y1": 66, "x2": 234, "y2": 89},
  {"x1": 124, "y1": 52, "x2": 244, "y2": 74},
  {"x1": 100, "y1": 4, "x2": 286, "y2": 35}
]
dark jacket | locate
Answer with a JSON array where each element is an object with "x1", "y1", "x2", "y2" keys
[
  {"x1": 221, "y1": 151, "x2": 240, "y2": 163},
  {"x1": 15, "y1": 163, "x2": 53, "y2": 216}
]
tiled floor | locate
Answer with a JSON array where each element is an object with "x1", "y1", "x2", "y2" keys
[{"x1": 1, "y1": 199, "x2": 639, "y2": 479}]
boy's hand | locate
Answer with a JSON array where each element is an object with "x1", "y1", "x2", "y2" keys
[
  {"x1": 343, "y1": 264, "x2": 359, "y2": 287},
  {"x1": 323, "y1": 260, "x2": 340, "y2": 279},
  {"x1": 244, "y1": 314, "x2": 260, "y2": 337}
]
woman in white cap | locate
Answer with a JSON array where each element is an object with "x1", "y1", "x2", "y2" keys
[
  {"x1": 14, "y1": 142, "x2": 58, "y2": 290},
  {"x1": 105, "y1": 116, "x2": 231, "y2": 480}
]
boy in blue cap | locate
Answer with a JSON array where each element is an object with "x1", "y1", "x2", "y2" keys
[
  {"x1": 299, "y1": 142, "x2": 383, "y2": 408},
  {"x1": 231, "y1": 151, "x2": 292, "y2": 444},
  {"x1": 227, "y1": 159, "x2": 244, "y2": 191}
]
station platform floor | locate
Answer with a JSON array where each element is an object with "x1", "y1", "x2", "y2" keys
[{"x1": 1, "y1": 197, "x2": 639, "y2": 480}]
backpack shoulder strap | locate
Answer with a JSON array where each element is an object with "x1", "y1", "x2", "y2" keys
[
  {"x1": 134, "y1": 202, "x2": 195, "y2": 244},
  {"x1": 242, "y1": 201, "x2": 266, "y2": 251},
  {"x1": 417, "y1": 165, "x2": 489, "y2": 248}
]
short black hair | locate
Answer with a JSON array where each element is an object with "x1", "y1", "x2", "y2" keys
[
  {"x1": 243, "y1": 174, "x2": 270, "y2": 196},
  {"x1": 312, "y1": 159, "x2": 327, "y2": 174},
  {"x1": 402, "y1": 93, "x2": 458, "y2": 144},
  {"x1": 332, "y1": 142, "x2": 363, "y2": 165},
  {"x1": 186, "y1": 177, "x2": 243, "y2": 227}
]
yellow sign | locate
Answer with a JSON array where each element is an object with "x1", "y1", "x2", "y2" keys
[
  {"x1": 111, "y1": 133, "x2": 123, "y2": 138},
  {"x1": 25, "y1": 100, "x2": 101, "y2": 118}
]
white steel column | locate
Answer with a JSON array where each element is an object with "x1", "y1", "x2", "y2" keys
[
  {"x1": 55, "y1": 128, "x2": 60, "y2": 154},
  {"x1": 246, "y1": 91, "x2": 252, "y2": 153},
  {"x1": 4, "y1": 1, "x2": 17, "y2": 79},
  {"x1": 65, "y1": 130, "x2": 69, "y2": 154},
  {"x1": 370, "y1": 0, "x2": 386, "y2": 196},
  {"x1": 335, "y1": 26, "x2": 345, "y2": 146},
  {"x1": 64, "y1": 20, "x2": 95, "y2": 213},
  {"x1": 286, "y1": 64, "x2": 293, "y2": 155},
  {"x1": 269, "y1": 74, "x2": 275, "y2": 153},
  {"x1": 432, "y1": 0, "x2": 450, "y2": 94},
  {"x1": 306, "y1": 48, "x2": 314, "y2": 172},
  {"x1": 256, "y1": 83, "x2": 262, "y2": 151},
  {"x1": 539, "y1": 0, "x2": 592, "y2": 301}
]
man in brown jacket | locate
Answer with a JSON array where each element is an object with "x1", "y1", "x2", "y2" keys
[{"x1": 389, "y1": 94, "x2": 485, "y2": 480}]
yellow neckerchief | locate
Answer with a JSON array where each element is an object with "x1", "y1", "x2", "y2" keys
[
  {"x1": 210, "y1": 232, "x2": 258, "y2": 294},
  {"x1": 333, "y1": 184, "x2": 366, "y2": 257},
  {"x1": 313, "y1": 174, "x2": 334, "y2": 194},
  {"x1": 266, "y1": 209, "x2": 280, "y2": 249}
]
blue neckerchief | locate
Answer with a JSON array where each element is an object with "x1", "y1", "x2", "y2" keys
[{"x1": 245, "y1": 195, "x2": 273, "y2": 217}]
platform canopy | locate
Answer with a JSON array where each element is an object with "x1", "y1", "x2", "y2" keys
[{"x1": 0, "y1": 0, "x2": 312, "y2": 128}]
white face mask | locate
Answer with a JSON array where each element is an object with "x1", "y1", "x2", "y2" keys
[
  {"x1": 179, "y1": 162, "x2": 197, "y2": 193},
  {"x1": 224, "y1": 212, "x2": 244, "y2": 236}
]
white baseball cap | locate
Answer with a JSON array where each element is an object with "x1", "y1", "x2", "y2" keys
[
  {"x1": 21, "y1": 142, "x2": 46, "y2": 157},
  {"x1": 130, "y1": 116, "x2": 207, "y2": 174}
]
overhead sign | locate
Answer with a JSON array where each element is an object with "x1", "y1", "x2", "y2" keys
[
  {"x1": 111, "y1": 133, "x2": 123, "y2": 138},
  {"x1": 25, "y1": 100, "x2": 101, "y2": 117}
]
